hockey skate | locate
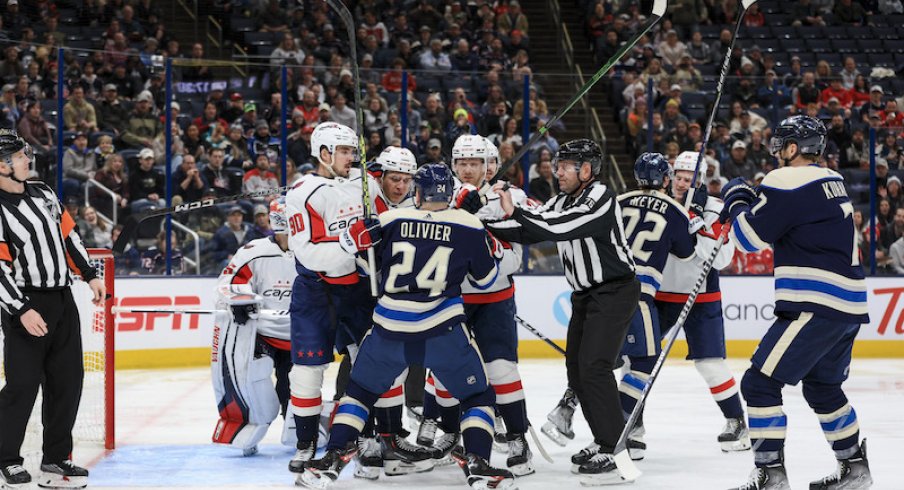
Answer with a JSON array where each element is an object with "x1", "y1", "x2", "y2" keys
[
  {"x1": 451, "y1": 448, "x2": 517, "y2": 490},
  {"x1": 809, "y1": 439, "x2": 873, "y2": 490},
  {"x1": 430, "y1": 431, "x2": 463, "y2": 466},
  {"x1": 719, "y1": 417, "x2": 752, "y2": 452},
  {"x1": 353, "y1": 436, "x2": 382, "y2": 480},
  {"x1": 627, "y1": 424, "x2": 646, "y2": 461},
  {"x1": 288, "y1": 439, "x2": 318, "y2": 473},
  {"x1": 571, "y1": 442, "x2": 601, "y2": 474},
  {"x1": 417, "y1": 418, "x2": 438, "y2": 447},
  {"x1": 731, "y1": 464, "x2": 791, "y2": 490},
  {"x1": 506, "y1": 433, "x2": 535, "y2": 476},
  {"x1": 296, "y1": 445, "x2": 357, "y2": 489},
  {"x1": 541, "y1": 388, "x2": 577, "y2": 447},
  {"x1": 493, "y1": 415, "x2": 508, "y2": 453},
  {"x1": 380, "y1": 432, "x2": 436, "y2": 476},
  {"x1": 37, "y1": 461, "x2": 88, "y2": 489},
  {"x1": 577, "y1": 452, "x2": 636, "y2": 486},
  {"x1": 242, "y1": 445, "x2": 259, "y2": 457},
  {"x1": 1, "y1": 465, "x2": 31, "y2": 489}
]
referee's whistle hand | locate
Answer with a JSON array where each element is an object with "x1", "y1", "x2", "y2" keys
[
  {"x1": 492, "y1": 182, "x2": 515, "y2": 216},
  {"x1": 20, "y1": 309, "x2": 48, "y2": 337},
  {"x1": 88, "y1": 278, "x2": 106, "y2": 307}
]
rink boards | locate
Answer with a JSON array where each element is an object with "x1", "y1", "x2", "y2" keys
[{"x1": 111, "y1": 275, "x2": 904, "y2": 368}]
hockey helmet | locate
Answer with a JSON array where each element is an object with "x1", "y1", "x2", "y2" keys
[
  {"x1": 634, "y1": 152, "x2": 672, "y2": 189},
  {"x1": 0, "y1": 130, "x2": 27, "y2": 164},
  {"x1": 414, "y1": 163, "x2": 454, "y2": 205},
  {"x1": 375, "y1": 146, "x2": 417, "y2": 175},
  {"x1": 451, "y1": 134, "x2": 488, "y2": 167},
  {"x1": 310, "y1": 122, "x2": 358, "y2": 164},
  {"x1": 483, "y1": 137, "x2": 499, "y2": 164},
  {"x1": 770, "y1": 115, "x2": 827, "y2": 158},
  {"x1": 673, "y1": 151, "x2": 705, "y2": 175},
  {"x1": 554, "y1": 139, "x2": 603, "y2": 176},
  {"x1": 269, "y1": 197, "x2": 288, "y2": 234}
]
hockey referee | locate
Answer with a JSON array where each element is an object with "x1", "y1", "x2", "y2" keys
[
  {"x1": 0, "y1": 130, "x2": 104, "y2": 489},
  {"x1": 487, "y1": 139, "x2": 640, "y2": 484}
]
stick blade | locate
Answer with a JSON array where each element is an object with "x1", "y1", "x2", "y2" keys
[
  {"x1": 741, "y1": 0, "x2": 759, "y2": 9},
  {"x1": 612, "y1": 448, "x2": 642, "y2": 483},
  {"x1": 112, "y1": 215, "x2": 138, "y2": 254},
  {"x1": 651, "y1": 0, "x2": 668, "y2": 17}
]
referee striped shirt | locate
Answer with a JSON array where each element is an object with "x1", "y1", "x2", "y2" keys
[
  {"x1": 487, "y1": 181, "x2": 635, "y2": 291},
  {"x1": 0, "y1": 181, "x2": 96, "y2": 315}
]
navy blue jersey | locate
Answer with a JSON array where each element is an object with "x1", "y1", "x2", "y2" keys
[
  {"x1": 372, "y1": 207, "x2": 498, "y2": 339},
  {"x1": 730, "y1": 166, "x2": 869, "y2": 324},
  {"x1": 617, "y1": 190, "x2": 696, "y2": 299}
]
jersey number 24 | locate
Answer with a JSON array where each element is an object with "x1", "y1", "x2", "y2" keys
[{"x1": 385, "y1": 242, "x2": 452, "y2": 297}]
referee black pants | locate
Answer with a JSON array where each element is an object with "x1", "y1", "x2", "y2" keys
[
  {"x1": 0, "y1": 288, "x2": 83, "y2": 466},
  {"x1": 566, "y1": 276, "x2": 640, "y2": 453}
]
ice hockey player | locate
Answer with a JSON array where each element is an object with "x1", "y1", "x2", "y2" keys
[
  {"x1": 416, "y1": 134, "x2": 535, "y2": 476},
  {"x1": 487, "y1": 139, "x2": 640, "y2": 486},
  {"x1": 282, "y1": 122, "x2": 381, "y2": 473},
  {"x1": 298, "y1": 163, "x2": 516, "y2": 490},
  {"x1": 607, "y1": 153, "x2": 699, "y2": 463},
  {"x1": 211, "y1": 197, "x2": 297, "y2": 457},
  {"x1": 657, "y1": 151, "x2": 750, "y2": 452},
  {"x1": 721, "y1": 115, "x2": 872, "y2": 490}
]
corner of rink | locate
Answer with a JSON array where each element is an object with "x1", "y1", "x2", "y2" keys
[{"x1": 84, "y1": 359, "x2": 901, "y2": 489}]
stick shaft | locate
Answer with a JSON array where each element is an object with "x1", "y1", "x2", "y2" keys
[{"x1": 516, "y1": 315, "x2": 566, "y2": 356}]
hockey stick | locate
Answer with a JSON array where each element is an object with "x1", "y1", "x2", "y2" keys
[
  {"x1": 325, "y1": 0, "x2": 378, "y2": 297},
  {"x1": 515, "y1": 314, "x2": 566, "y2": 356},
  {"x1": 111, "y1": 186, "x2": 290, "y2": 254},
  {"x1": 112, "y1": 306, "x2": 289, "y2": 321},
  {"x1": 611, "y1": 223, "x2": 732, "y2": 482},
  {"x1": 686, "y1": 0, "x2": 759, "y2": 207},
  {"x1": 483, "y1": 0, "x2": 667, "y2": 190}
]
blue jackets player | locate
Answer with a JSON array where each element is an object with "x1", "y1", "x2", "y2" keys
[
  {"x1": 722, "y1": 115, "x2": 873, "y2": 490},
  {"x1": 297, "y1": 164, "x2": 517, "y2": 490},
  {"x1": 614, "y1": 153, "x2": 698, "y2": 459}
]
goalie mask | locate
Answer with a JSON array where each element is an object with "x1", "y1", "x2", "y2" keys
[{"x1": 269, "y1": 197, "x2": 288, "y2": 234}]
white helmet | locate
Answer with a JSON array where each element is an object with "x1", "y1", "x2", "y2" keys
[
  {"x1": 310, "y1": 122, "x2": 358, "y2": 164},
  {"x1": 482, "y1": 137, "x2": 499, "y2": 164},
  {"x1": 674, "y1": 151, "x2": 705, "y2": 175},
  {"x1": 376, "y1": 146, "x2": 417, "y2": 175},
  {"x1": 452, "y1": 134, "x2": 488, "y2": 166}
]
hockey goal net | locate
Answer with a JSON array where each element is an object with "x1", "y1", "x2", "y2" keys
[{"x1": 0, "y1": 248, "x2": 115, "y2": 457}]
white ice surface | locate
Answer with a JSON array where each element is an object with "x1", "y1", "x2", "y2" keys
[{"x1": 77, "y1": 358, "x2": 901, "y2": 489}]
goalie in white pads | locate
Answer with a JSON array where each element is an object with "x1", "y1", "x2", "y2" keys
[{"x1": 211, "y1": 197, "x2": 298, "y2": 456}]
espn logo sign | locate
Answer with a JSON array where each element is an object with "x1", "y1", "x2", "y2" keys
[{"x1": 115, "y1": 296, "x2": 202, "y2": 331}]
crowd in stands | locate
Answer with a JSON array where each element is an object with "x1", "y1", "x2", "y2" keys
[
  {"x1": 0, "y1": 0, "x2": 900, "y2": 275},
  {"x1": 582, "y1": 0, "x2": 904, "y2": 274}
]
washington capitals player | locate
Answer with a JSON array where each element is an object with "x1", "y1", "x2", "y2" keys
[
  {"x1": 211, "y1": 197, "x2": 297, "y2": 456},
  {"x1": 417, "y1": 135, "x2": 534, "y2": 476},
  {"x1": 592, "y1": 153, "x2": 699, "y2": 465},
  {"x1": 657, "y1": 151, "x2": 750, "y2": 452},
  {"x1": 283, "y1": 122, "x2": 381, "y2": 473},
  {"x1": 721, "y1": 116, "x2": 872, "y2": 490},
  {"x1": 299, "y1": 164, "x2": 516, "y2": 490}
]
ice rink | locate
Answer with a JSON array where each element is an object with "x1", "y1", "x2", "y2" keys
[{"x1": 76, "y1": 358, "x2": 901, "y2": 489}]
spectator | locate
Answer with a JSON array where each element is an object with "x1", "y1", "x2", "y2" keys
[
  {"x1": 709, "y1": 29, "x2": 733, "y2": 65},
  {"x1": 16, "y1": 100, "x2": 51, "y2": 174},
  {"x1": 121, "y1": 91, "x2": 163, "y2": 150},
  {"x1": 792, "y1": 72, "x2": 820, "y2": 110},
  {"x1": 790, "y1": 0, "x2": 826, "y2": 26},
  {"x1": 270, "y1": 32, "x2": 305, "y2": 66},
  {"x1": 225, "y1": 123, "x2": 251, "y2": 168},
  {"x1": 820, "y1": 78, "x2": 853, "y2": 108},
  {"x1": 182, "y1": 124, "x2": 206, "y2": 162},
  {"x1": 95, "y1": 84, "x2": 129, "y2": 135},
  {"x1": 497, "y1": 0, "x2": 529, "y2": 36},
  {"x1": 529, "y1": 157, "x2": 558, "y2": 202},
  {"x1": 834, "y1": 0, "x2": 868, "y2": 24},
  {"x1": 249, "y1": 204, "x2": 275, "y2": 240},
  {"x1": 421, "y1": 137, "x2": 444, "y2": 164},
  {"x1": 63, "y1": 86, "x2": 99, "y2": 133},
  {"x1": 657, "y1": 30, "x2": 688, "y2": 67},
  {"x1": 0, "y1": 84, "x2": 18, "y2": 128},
  {"x1": 202, "y1": 147, "x2": 236, "y2": 197},
  {"x1": 747, "y1": 130, "x2": 774, "y2": 170},
  {"x1": 409, "y1": 1, "x2": 444, "y2": 33},
  {"x1": 140, "y1": 231, "x2": 184, "y2": 275},
  {"x1": 671, "y1": 0, "x2": 705, "y2": 36},
  {"x1": 209, "y1": 206, "x2": 253, "y2": 267},
  {"x1": 194, "y1": 102, "x2": 228, "y2": 137},
  {"x1": 887, "y1": 176, "x2": 903, "y2": 211},
  {"x1": 364, "y1": 97, "x2": 389, "y2": 134},
  {"x1": 78, "y1": 206, "x2": 113, "y2": 249},
  {"x1": 243, "y1": 153, "x2": 280, "y2": 202},
  {"x1": 92, "y1": 153, "x2": 129, "y2": 221},
  {"x1": 381, "y1": 58, "x2": 416, "y2": 94},
  {"x1": 62, "y1": 132, "x2": 97, "y2": 200},
  {"x1": 418, "y1": 39, "x2": 452, "y2": 72},
  {"x1": 881, "y1": 206, "x2": 904, "y2": 250},
  {"x1": 842, "y1": 128, "x2": 869, "y2": 168},
  {"x1": 890, "y1": 235, "x2": 904, "y2": 273},
  {"x1": 722, "y1": 140, "x2": 758, "y2": 182},
  {"x1": 172, "y1": 154, "x2": 206, "y2": 205},
  {"x1": 451, "y1": 39, "x2": 480, "y2": 73},
  {"x1": 248, "y1": 119, "x2": 280, "y2": 161},
  {"x1": 182, "y1": 43, "x2": 212, "y2": 81},
  {"x1": 445, "y1": 108, "x2": 474, "y2": 149},
  {"x1": 129, "y1": 147, "x2": 165, "y2": 212},
  {"x1": 838, "y1": 57, "x2": 860, "y2": 90},
  {"x1": 527, "y1": 120, "x2": 559, "y2": 155},
  {"x1": 671, "y1": 56, "x2": 703, "y2": 91}
]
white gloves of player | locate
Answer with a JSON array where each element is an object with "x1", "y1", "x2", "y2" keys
[{"x1": 688, "y1": 215, "x2": 706, "y2": 235}]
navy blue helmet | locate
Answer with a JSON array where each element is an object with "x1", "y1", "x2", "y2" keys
[
  {"x1": 414, "y1": 163, "x2": 454, "y2": 205},
  {"x1": 633, "y1": 152, "x2": 672, "y2": 189},
  {"x1": 770, "y1": 115, "x2": 827, "y2": 158}
]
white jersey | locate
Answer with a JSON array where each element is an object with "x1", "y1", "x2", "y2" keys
[
  {"x1": 658, "y1": 195, "x2": 735, "y2": 302},
  {"x1": 217, "y1": 237, "x2": 295, "y2": 340},
  {"x1": 453, "y1": 181, "x2": 528, "y2": 302},
  {"x1": 284, "y1": 169, "x2": 380, "y2": 283},
  {"x1": 372, "y1": 173, "x2": 416, "y2": 212}
]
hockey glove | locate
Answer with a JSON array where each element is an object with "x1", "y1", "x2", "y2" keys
[
  {"x1": 719, "y1": 178, "x2": 757, "y2": 224},
  {"x1": 340, "y1": 217, "x2": 382, "y2": 254},
  {"x1": 687, "y1": 186, "x2": 709, "y2": 217},
  {"x1": 231, "y1": 303, "x2": 258, "y2": 325},
  {"x1": 486, "y1": 233, "x2": 506, "y2": 260},
  {"x1": 688, "y1": 215, "x2": 706, "y2": 235},
  {"x1": 455, "y1": 186, "x2": 485, "y2": 214}
]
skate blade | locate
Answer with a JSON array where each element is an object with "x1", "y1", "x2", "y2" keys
[
  {"x1": 628, "y1": 448, "x2": 645, "y2": 461},
  {"x1": 468, "y1": 476, "x2": 518, "y2": 490},
  {"x1": 541, "y1": 421, "x2": 571, "y2": 447},
  {"x1": 384, "y1": 459, "x2": 435, "y2": 475},
  {"x1": 612, "y1": 449, "x2": 641, "y2": 483},
  {"x1": 37, "y1": 473, "x2": 87, "y2": 489},
  {"x1": 720, "y1": 438, "x2": 752, "y2": 452},
  {"x1": 433, "y1": 455, "x2": 457, "y2": 467},
  {"x1": 508, "y1": 461, "x2": 536, "y2": 477},
  {"x1": 353, "y1": 466, "x2": 381, "y2": 480},
  {"x1": 242, "y1": 445, "x2": 259, "y2": 457},
  {"x1": 493, "y1": 440, "x2": 508, "y2": 453},
  {"x1": 578, "y1": 472, "x2": 636, "y2": 486},
  {"x1": 2, "y1": 481, "x2": 31, "y2": 490},
  {"x1": 295, "y1": 470, "x2": 336, "y2": 489}
]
